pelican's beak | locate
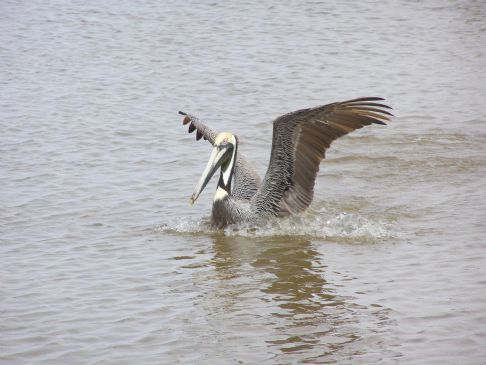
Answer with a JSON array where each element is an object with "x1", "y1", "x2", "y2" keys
[{"x1": 190, "y1": 145, "x2": 230, "y2": 205}]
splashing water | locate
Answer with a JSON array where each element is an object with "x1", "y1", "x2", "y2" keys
[{"x1": 157, "y1": 208, "x2": 395, "y2": 242}]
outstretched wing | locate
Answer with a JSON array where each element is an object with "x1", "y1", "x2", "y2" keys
[
  {"x1": 179, "y1": 111, "x2": 217, "y2": 145},
  {"x1": 250, "y1": 97, "x2": 393, "y2": 216}
]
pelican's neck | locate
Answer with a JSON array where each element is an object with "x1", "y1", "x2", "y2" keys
[{"x1": 216, "y1": 141, "x2": 237, "y2": 199}]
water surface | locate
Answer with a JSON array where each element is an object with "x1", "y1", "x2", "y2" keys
[{"x1": 1, "y1": 1, "x2": 486, "y2": 364}]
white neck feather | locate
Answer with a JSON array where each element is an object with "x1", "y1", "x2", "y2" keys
[
  {"x1": 221, "y1": 141, "x2": 236, "y2": 188},
  {"x1": 222, "y1": 159, "x2": 233, "y2": 186},
  {"x1": 214, "y1": 186, "x2": 228, "y2": 201}
]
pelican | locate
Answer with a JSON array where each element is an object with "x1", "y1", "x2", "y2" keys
[{"x1": 179, "y1": 97, "x2": 392, "y2": 228}]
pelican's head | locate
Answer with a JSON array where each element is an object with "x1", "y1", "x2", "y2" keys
[{"x1": 190, "y1": 132, "x2": 237, "y2": 205}]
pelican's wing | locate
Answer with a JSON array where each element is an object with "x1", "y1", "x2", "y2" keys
[
  {"x1": 250, "y1": 97, "x2": 392, "y2": 215},
  {"x1": 179, "y1": 111, "x2": 217, "y2": 145}
]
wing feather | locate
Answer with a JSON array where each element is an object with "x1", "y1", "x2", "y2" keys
[
  {"x1": 250, "y1": 97, "x2": 392, "y2": 216},
  {"x1": 178, "y1": 111, "x2": 217, "y2": 145}
]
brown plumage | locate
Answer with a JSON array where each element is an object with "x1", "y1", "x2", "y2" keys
[{"x1": 252, "y1": 97, "x2": 392, "y2": 216}]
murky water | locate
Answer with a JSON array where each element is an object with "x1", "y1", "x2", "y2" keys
[{"x1": 1, "y1": 0, "x2": 486, "y2": 364}]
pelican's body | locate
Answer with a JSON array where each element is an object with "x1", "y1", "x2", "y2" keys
[{"x1": 180, "y1": 97, "x2": 392, "y2": 228}]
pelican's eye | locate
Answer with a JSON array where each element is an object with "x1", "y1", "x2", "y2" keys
[{"x1": 221, "y1": 138, "x2": 228, "y2": 146}]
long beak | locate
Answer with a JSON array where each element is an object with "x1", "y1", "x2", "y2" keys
[{"x1": 190, "y1": 146, "x2": 228, "y2": 205}]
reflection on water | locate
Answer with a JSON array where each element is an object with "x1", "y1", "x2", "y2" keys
[
  {"x1": 207, "y1": 234, "x2": 393, "y2": 363},
  {"x1": 256, "y1": 238, "x2": 344, "y2": 357}
]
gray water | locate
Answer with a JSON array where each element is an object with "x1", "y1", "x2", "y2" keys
[{"x1": 1, "y1": 0, "x2": 486, "y2": 364}]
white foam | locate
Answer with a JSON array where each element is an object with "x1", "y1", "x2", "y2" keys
[
  {"x1": 155, "y1": 216, "x2": 213, "y2": 234},
  {"x1": 157, "y1": 208, "x2": 395, "y2": 242}
]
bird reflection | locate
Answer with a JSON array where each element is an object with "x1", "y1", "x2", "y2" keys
[{"x1": 208, "y1": 234, "x2": 360, "y2": 361}]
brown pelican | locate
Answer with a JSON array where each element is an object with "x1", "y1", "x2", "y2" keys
[{"x1": 179, "y1": 97, "x2": 392, "y2": 228}]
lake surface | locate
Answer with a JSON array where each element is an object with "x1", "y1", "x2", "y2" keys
[{"x1": 1, "y1": 0, "x2": 486, "y2": 364}]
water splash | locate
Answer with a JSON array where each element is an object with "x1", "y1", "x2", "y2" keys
[
  {"x1": 156, "y1": 216, "x2": 213, "y2": 234},
  {"x1": 157, "y1": 209, "x2": 394, "y2": 242}
]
